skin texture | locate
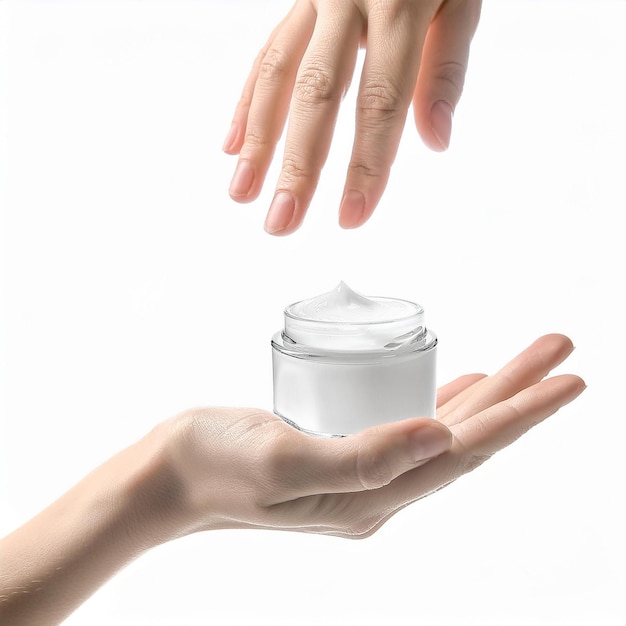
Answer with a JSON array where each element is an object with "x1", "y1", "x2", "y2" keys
[
  {"x1": 0, "y1": 334, "x2": 584, "y2": 625},
  {"x1": 224, "y1": 0, "x2": 482, "y2": 234}
]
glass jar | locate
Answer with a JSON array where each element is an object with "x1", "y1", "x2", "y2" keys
[{"x1": 271, "y1": 282, "x2": 437, "y2": 437}]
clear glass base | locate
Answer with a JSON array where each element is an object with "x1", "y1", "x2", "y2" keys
[{"x1": 275, "y1": 410, "x2": 346, "y2": 438}]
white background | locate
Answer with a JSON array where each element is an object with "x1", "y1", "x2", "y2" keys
[{"x1": 1, "y1": 1, "x2": 625, "y2": 624}]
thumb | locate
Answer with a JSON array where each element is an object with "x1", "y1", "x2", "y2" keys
[
  {"x1": 413, "y1": 0, "x2": 482, "y2": 151},
  {"x1": 289, "y1": 417, "x2": 453, "y2": 497}
]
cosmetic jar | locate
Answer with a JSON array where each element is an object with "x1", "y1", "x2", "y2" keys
[{"x1": 271, "y1": 282, "x2": 437, "y2": 437}]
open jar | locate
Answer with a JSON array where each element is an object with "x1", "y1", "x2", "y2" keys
[{"x1": 271, "y1": 282, "x2": 437, "y2": 437}]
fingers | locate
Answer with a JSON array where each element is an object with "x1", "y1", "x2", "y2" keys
[
  {"x1": 227, "y1": 3, "x2": 317, "y2": 203},
  {"x1": 412, "y1": 0, "x2": 482, "y2": 151},
  {"x1": 344, "y1": 375, "x2": 585, "y2": 537},
  {"x1": 321, "y1": 372, "x2": 585, "y2": 537},
  {"x1": 436, "y1": 373, "x2": 486, "y2": 407},
  {"x1": 222, "y1": 19, "x2": 282, "y2": 157},
  {"x1": 338, "y1": 2, "x2": 436, "y2": 229},
  {"x1": 451, "y1": 374, "x2": 586, "y2": 460},
  {"x1": 224, "y1": 12, "x2": 289, "y2": 156},
  {"x1": 282, "y1": 375, "x2": 585, "y2": 538},
  {"x1": 439, "y1": 333, "x2": 576, "y2": 426},
  {"x1": 227, "y1": 0, "x2": 482, "y2": 233},
  {"x1": 267, "y1": 417, "x2": 452, "y2": 502},
  {"x1": 264, "y1": 2, "x2": 364, "y2": 235}
]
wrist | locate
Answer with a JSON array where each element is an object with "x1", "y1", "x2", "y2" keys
[
  {"x1": 113, "y1": 423, "x2": 196, "y2": 550},
  {"x1": 0, "y1": 422, "x2": 194, "y2": 626}
]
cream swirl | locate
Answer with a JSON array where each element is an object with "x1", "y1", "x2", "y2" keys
[{"x1": 284, "y1": 282, "x2": 425, "y2": 352}]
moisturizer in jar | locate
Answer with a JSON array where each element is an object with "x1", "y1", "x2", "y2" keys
[{"x1": 271, "y1": 282, "x2": 437, "y2": 437}]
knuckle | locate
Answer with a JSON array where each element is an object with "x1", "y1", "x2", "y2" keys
[
  {"x1": 243, "y1": 128, "x2": 270, "y2": 150},
  {"x1": 348, "y1": 160, "x2": 385, "y2": 180},
  {"x1": 258, "y1": 47, "x2": 289, "y2": 84},
  {"x1": 306, "y1": 494, "x2": 384, "y2": 539},
  {"x1": 343, "y1": 524, "x2": 373, "y2": 539},
  {"x1": 434, "y1": 60, "x2": 468, "y2": 96},
  {"x1": 281, "y1": 155, "x2": 317, "y2": 184},
  {"x1": 370, "y1": 0, "x2": 415, "y2": 21},
  {"x1": 357, "y1": 78, "x2": 406, "y2": 124},
  {"x1": 341, "y1": 512, "x2": 383, "y2": 539},
  {"x1": 293, "y1": 60, "x2": 340, "y2": 105},
  {"x1": 443, "y1": 445, "x2": 492, "y2": 483},
  {"x1": 462, "y1": 452, "x2": 493, "y2": 474},
  {"x1": 355, "y1": 447, "x2": 394, "y2": 491}
]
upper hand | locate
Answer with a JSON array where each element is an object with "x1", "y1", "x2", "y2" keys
[{"x1": 224, "y1": 0, "x2": 482, "y2": 235}]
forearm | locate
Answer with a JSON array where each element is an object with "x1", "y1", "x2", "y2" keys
[{"x1": 0, "y1": 425, "x2": 183, "y2": 626}]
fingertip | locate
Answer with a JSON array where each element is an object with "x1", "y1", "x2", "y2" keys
[
  {"x1": 535, "y1": 333, "x2": 575, "y2": 358},
  {"x1": 550, "y1": 332, "x2": 574, "y2": 349},
  {"x1": 264, "y1": 191, "x2": 297, "y2": 235},
  {"x1": 229, "y1": 160, "x2": 257, "y2": 202},
  {"x1": 574, "y1": 375, "x2": 587, "y2": 393},
  {"x1": 264, "y1": 223, "x2": 302, "y2": 237},
  {"x1": 338, "y1": 189, "x2": 366, "y2": 229},
  {"x1": 428, "y1": 100, "x2": 453, "y2": 152},
  {"x1": 222, "y1": 122, "x2": 242, "y2": 154},
  {"x1": 563, "y1": 374, "x2": 587, "y2": 398}
]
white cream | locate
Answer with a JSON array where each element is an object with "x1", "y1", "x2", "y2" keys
[
  {"x1": 288, "y1": 281, "x2": 416, "y2": 323},
  {"x1": 272, "y1": 282, "x2": 437, "y2": 437},
  {"x1": 284, "y1": 281, "x2": 424, "y2": 352}
]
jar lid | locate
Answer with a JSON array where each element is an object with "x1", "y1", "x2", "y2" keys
[{"x1": 283, "y1": 282, "x2": 426, "y2": 352}]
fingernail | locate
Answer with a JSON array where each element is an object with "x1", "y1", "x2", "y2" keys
[
  {"x1": 229, "y1": 160, "x2": 255, "y2": 199},
  {"x1": 409, "y1": 424, "x2": 452, "y2": 461},
  {"x1": 339, "y1": 189, "x2": 365, "y2": 229},
  {"x1": 223, "y1": 122, "x2": 239, "y2": 153},
  {"x1": 429, "y1": 100, "x2": 453, "y2": 151},
  {"x1": 265, "y1": 191, "x2": 295, "y2": 235}
]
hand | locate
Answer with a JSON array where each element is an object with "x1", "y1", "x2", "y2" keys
[
  {"x1": 224, "y1": 0, "x2": 482, "y2": 235},
  {"x1": 0, "y1": 334, "x2": 584, "y2": 625},
  {"x1": 163, "y1": 334, "x2": 584, "y2": 538}
]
